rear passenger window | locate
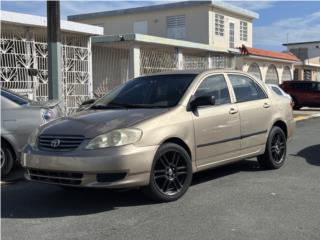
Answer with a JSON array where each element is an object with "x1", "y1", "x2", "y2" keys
[
  {"x1": 271, "y1": 86, "x2": 283, "y2": 96},
  {"x1": 228, "y1": 74, "x2": 267, "y2": 102},
  {"x1": 195, "y1": 74, "x2": 230, "y2": 106}
]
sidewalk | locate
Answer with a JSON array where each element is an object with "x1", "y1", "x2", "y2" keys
[{"x1": 293, "y1": 107, "x2": 320, "y2": 122}]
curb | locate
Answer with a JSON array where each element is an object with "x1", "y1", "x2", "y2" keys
[{"x1": 294, "y1": 113, "x2": 320, "y2": 122}]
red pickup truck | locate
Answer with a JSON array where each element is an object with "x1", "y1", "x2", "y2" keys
[{"x1": 281, "y1": 81, "x2": 320, "y2": 110}]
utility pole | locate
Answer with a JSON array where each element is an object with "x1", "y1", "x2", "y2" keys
[{"x1": 47, "y1": 0, "x2": 63, "y2": 101}]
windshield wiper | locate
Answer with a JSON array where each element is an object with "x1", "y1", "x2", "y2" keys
[{"x1": 90, "y1": 104, "x2": 126, "y2": 110}]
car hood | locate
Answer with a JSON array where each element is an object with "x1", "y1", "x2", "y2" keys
[{"x1": 39, "y1": 108, "x2": 169, "y2": 138}]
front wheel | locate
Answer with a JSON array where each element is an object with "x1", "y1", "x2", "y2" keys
[
  {"x1": 257, "y1": 126, "x2": 287, "y2": 169},
  {"x1": 143, "y1": 143, "x2": 193, "y2": 202},
  {"x1": 1, "y1": 141, "x2": 15, "y2": 178}
]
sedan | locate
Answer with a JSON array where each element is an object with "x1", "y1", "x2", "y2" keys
[{"x1": 22, "y1": 70, "x2": 295, "y2": 201}]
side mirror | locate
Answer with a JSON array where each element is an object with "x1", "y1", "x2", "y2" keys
[{"x1": 188, "y1": 95, "x2": 215, "y2": 111}]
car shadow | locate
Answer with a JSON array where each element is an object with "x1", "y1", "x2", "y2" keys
[
  {"x1": 292, "y1": 144, "x2": 320, "y2": 166},
  {"x1": 1, "y1": 160, "x2": 261, "y2": 219}
]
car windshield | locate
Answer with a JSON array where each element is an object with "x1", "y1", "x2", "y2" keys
[
  {"x1": 91, "y1": 74, "x2": 197, "y2": 109},
  {"x1": 1, "y1": 89, "x2": 30, "y2": 105}
]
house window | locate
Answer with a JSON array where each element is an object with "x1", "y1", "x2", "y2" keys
[
  {"x1": 215, "y1": 14, "x2": 224, "y2": 36},
  {"x1": 133, "y1": 21, "x2": 148, "y2": 34},
  {"x1": 229, "y1": 22, "x2": 235, "y2": 48},
  {"x1": 240, "y1": 21, "x2": 248, "y2": 41},
  {"x1": 167, "y1": 15, "x2": 186, "y2": 40}
]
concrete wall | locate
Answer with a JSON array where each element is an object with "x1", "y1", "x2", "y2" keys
[
  {"x1": 237, "y1": 57, "x2": 294, "y2": 84},
  {"x1": 75, "y1": 5, "x2": 210, "y2": 45},
  {"x1": 72, "y1": 5, "x2": 254, "y2": 50},
  {"x1": 286, "y1": 42, "x2": 320, "y2": 65},
  {"x1": 208, "y1": 7, "x2": 253, "y2": 50}
]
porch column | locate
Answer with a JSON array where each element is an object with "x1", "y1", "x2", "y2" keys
[
  {"x1": 208, "y1": 52, "x2": 213, "y2": 69},
  {"x1": 129, "y1": 44, "x2": 140, "y2": 79},
  {"x1": 177, "y1": 48, "x2": 184, "y2": 70}
]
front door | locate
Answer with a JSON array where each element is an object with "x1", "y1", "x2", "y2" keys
[
  {"x1": 192, "y1": 74, "x2": 241, "y2": 169},
  {"x1": 227, "y1": 74, "x2": 272, "y2": 155}
]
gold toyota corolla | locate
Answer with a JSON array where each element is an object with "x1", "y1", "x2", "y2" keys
[{"x1": 22, "y1": 70, "x2": 295, "y2": 202}]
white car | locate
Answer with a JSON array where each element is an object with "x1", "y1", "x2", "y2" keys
[{"x1": 268, "y1": 84, "x2": 292, "y2": 101}]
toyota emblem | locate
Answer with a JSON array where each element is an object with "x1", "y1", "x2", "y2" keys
[{"x1": 50, "y1": 139, "x2": 61, "y2": 148}]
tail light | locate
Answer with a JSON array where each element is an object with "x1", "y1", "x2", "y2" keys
[{"x1": 290, "y1": 100, "x2": 294, "y2": 108}]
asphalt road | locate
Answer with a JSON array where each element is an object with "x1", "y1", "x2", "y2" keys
[{"x1": 2, "y1": 118, "x2": 320, "y2": 240}]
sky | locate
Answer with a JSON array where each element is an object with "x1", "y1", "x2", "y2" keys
[{"x1": 1, "y1": 0, "x2": 320, "y2": 51}]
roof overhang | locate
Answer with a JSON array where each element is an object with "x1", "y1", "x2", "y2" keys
[
  {"x1": 68, "y1": 0, "x2": 258, "y2": 21},
  {"x1": 92, "y1": 33, "x2": 230, "y2": 53},
  {"x1": 240, "y1": 54, "x2": 301, "y2": 64},
  {"x1": 1, "y1": 10, "x2": 104, "y2": 36}
]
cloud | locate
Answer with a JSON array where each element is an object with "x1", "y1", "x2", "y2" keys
[
  {"x1": 254, "y1": 11, "x2": 320, "y2": 50},
  {"x1": 225, "y1": 1, "x2": 274, "y2": 11}
]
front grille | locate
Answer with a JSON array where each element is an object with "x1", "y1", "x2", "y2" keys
[
  {"x1": 38, "y1": 135, "x2": 84, "y2": 151},
  {"x1": 28, "y1": 169, "x2": 83, "y2": 185}
]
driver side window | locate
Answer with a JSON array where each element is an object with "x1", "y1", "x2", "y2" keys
[{"x1": 195, "y1": 74, "x2": 231, "y2": 106}]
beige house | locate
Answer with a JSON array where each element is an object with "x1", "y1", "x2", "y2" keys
[
  {"x1": 68, "y1": 1, "x2": 258, "y2": 51},
  {"x1": 68, "y1": 1, "x2": 300, "y2": 86},
  {"x1": 283, "y1": 41, "x2": 320, "y2": 81}
]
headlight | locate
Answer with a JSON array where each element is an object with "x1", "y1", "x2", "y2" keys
[
  {"x1": 86, "y1": 128, "x2": 142, "y2": 149},
  {"x1": 28, "y1": 128, "x2": 39, "y2": 147}
]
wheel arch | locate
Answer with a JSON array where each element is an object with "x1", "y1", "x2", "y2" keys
[
  {"x1": 161, "y1": 137, "x2": 192, "y2": 161},
  {"x1": 272, "y1": 120, "x2": 288, "y2": 138},
  {"x1": 1, "y1": 136, "x2": 17, "y2": 160}
]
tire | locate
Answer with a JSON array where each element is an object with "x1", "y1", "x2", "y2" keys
[
  {"x1": 1, "y1": 141, "x2": 15, "y2": 178},
  {"x1": 143, "y1": 143, "x2": 193, "y2": 202},
  {"x1": 292, "y1": 97, "x2": 301, "y2": 110},
  {"x1": 257, "y1": 126, "x2": 287, "y2": 169}
]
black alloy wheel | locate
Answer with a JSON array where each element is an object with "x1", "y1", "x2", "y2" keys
[
  {"x1": 258, "y1": 126, "x2": 287, "y2": 169},
  {"x1": 143, "y1": 143, "x2": 192, "y2": 202}
]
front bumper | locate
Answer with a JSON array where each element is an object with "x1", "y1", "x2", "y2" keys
[{"x1": 22, "y1": 144, "x2": 158, "y2": 188}]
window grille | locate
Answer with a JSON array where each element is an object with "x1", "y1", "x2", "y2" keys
[
  {"x1": 240, "y1": 21, "x2": 248, "y2": 41},
  {"x1": 167, "y1": 15, "x2": 186, "y2": 40},
  {"x1": 215, "y1": 14, "x2": 224, "y2": 36}
]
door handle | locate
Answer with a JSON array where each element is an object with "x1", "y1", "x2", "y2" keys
[
  {"x1": 229, "y1": 108, "x2": 238, "y2": 114},
  {"x1": 263, "y1": 103, "x2": 270, "y2": 108}
]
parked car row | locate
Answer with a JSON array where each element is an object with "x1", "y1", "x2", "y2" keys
[{"x1": 1, "y1": 88, "x2": 60, "y2": 177}]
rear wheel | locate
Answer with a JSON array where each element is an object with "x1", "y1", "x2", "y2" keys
[
  {"x1": 292, "y1": 97, "x2": 301, "y2": 110},
  {"x1": 1, "y1": 141, "x2": 15, "y2": 178},
  {"x1": 258, "y1": 126, "x2": 287, "y2": 169},
  {"x1": 143, "y1": 143, "x2": 192, "y2": 202}
]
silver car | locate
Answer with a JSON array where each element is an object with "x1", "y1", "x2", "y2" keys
[{"x1": 1, "y1": 88, "x2": 59, "y2": 177}]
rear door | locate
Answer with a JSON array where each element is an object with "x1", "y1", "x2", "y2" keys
[
  {"x1": 192, "y1": 74, "x2": 241, "y2": 168},
  {"x1": 227, "y1": 74, "x2": 271, "y2": 155}
]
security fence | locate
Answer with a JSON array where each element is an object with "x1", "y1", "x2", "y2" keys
[{"x1": 1, "y1": 25, "x2": 92, "y2": 115}]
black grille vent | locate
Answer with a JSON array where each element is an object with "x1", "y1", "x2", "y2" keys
[
  {"x1": 28, "y1": 169, "x2": 83, "y2": 185},
  {"x1": 38, "y1": 135, "x2": 84, "y2": 151}
]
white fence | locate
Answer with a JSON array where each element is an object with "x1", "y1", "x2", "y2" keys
[{"x1": 0, "y1": 26, "x2": 92, "y2": 115}]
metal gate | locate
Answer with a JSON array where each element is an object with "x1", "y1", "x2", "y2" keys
[{"x1": 1, "y1": 28, "x2": 92, "y2": 115}]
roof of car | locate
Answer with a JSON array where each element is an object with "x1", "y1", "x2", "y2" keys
[{"x1": 141, "y1": 69, "x2": 247, "y2": 77}]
